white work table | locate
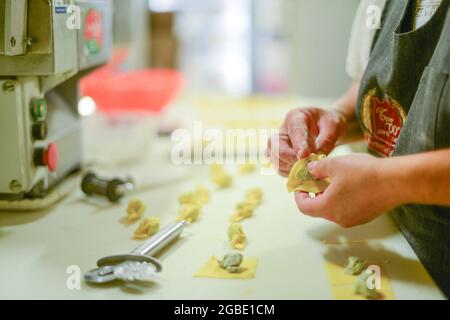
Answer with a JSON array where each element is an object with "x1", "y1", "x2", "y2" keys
[{"x1": 0, "y1": 142, "x2": 445, "y2": 299}]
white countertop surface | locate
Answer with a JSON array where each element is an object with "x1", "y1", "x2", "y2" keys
[{"x1": 0, "y1": 140, "x2": 445, "y2": 299}]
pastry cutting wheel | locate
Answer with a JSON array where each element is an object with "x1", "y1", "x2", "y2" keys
[{"x1": 84, "y1": 220, "x2": 188, "y2": 284}]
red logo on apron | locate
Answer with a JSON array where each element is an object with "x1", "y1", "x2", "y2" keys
[{"x1": 361, "y1": 89, "x2": 406, "y2": 157}]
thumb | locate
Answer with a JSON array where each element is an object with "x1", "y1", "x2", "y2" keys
[
  {"x1": 307, "y1": 159, "x2": 331, "y2": 180},
  {"x1": 315, "y1": 129, "x2": 338, "y2": 155},
  {"x1": 315, "y1": 115, "x2": 341, "y2": 154}
]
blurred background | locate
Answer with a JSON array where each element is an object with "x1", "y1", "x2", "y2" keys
[
  {"x1": 112, "y1": 0, "x2": 359, "y2": 97},
  {"x1": 80, "y1": 0, "x2": 361, "y2": 168}
]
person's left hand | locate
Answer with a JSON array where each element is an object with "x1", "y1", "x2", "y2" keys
[{"x1": 294, "y1": 153, "x2": 403, "y2": 228}]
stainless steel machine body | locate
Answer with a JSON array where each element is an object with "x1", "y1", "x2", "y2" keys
[{"x1": 0, "y1": 0, "x2": 112, "y2": 200}]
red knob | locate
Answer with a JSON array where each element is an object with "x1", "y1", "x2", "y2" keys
[
  {"x1": 34, "y1": 143, "x2": 59, "y2": 172},
  {"x1": 44, "y1": 143, "x2": 58, "y2": 172}
]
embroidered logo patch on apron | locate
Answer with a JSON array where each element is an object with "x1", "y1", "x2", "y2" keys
[{"x1": 361, "y1": 88, "x2": 407, "y2": 157}]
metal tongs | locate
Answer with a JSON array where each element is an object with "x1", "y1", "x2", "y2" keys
[{"x1": 84, "y1": 220, "x2": 188, "y2": 284}]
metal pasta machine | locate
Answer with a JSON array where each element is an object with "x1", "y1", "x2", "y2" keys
[{"x1": 0, "y1": 0, "x2": 111, "y2": 207}]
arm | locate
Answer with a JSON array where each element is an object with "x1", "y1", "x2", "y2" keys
[
  {"x1": 385, "y1": 148, "x2": 450, "y2": 207},
  {"x1": 329, "y1": 81, "x2": 364, "y2": 144},
  {"x1": 295, "y1": 149, "x2": 450, "y2": 228}
]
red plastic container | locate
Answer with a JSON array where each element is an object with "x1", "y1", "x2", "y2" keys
[
  {"x1": 80, "y1": 51, "x2": 183, "y2": 115},
  {"x1": 79, "y1": 50, "x2": 184, "y2": 165}
]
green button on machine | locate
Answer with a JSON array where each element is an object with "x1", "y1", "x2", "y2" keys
[{"x1": 29, "y1": 98, "x2": 47, "y2": 121}]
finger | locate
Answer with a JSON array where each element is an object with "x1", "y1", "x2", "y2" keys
[
  {"x1": 286, "y1": 112, "x2": 314, "y2": 159},
  {"x1": 268, "y1": 134, "x2": 297, "y2": 170},
  {"x1": 295, "y1": 192, "x2": 310, "y2": 202},
  {"x1": 307, "y1": 158, "x2": 332, "y2": 180},
  {"x1": 315, "y1": 129, "x2": 338, "y2": 155},
  {"x1": 276, "y1": 136, "x2": 298, "y2": 164},
  {"x1": 278, "y1": 169, "x2": 290, "y2": 177},
  {"x1": 271, "y1": 155, "x2": 291, "y2": 172},
  {"x1": 278, "y1": 161, "x2": 294, "y2": 173},
  {"x1": 270, "y1": 153, "x2": 285, "y2": 171},
  {"x1": 266, "y1": 139, "x2": 271, "y2": 158},
  {"x1": 315, "y1": 118, "x2": 339, "y2": 154},
  {"x1": 295, "y1": 193, "x2": 337, "y2": 223},
  {"x1": 266, "y1": 133, "x2": 276, "y2": 157},
  {"x1": 268, "y1": 133, "x2": 297, "y2": 163},
  {"x1": 270, "y1": 152, "x2": 295, "y2": 173},
  {"x1": 294, "y1": 191, "x2": 327, "y2": 216}
]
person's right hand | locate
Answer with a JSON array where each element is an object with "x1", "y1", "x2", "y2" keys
[{"x1": 267, "y1": 107, "x2": 347, "y2": 177}]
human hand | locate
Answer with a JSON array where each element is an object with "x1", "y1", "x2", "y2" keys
[
  {"x1": 267, "y1": 107, "x2": 347, "y2": 176},
  {"x1": 294, "y1": 154, "x2": 405, "y2": 228}
]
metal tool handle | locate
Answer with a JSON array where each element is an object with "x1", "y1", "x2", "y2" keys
[
  {"x1": 131, "y1": 220, "x2": 188, "y2": 257},
  {"x1": 86, "y1": 220, "x2": 188, "y2": 283},
  {"x1": 81, "y1": 172, "x2": 133, "y2": 202}
]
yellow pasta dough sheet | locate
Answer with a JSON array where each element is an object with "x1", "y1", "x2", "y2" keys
[
  {"x1": 323, "y1": 261, "x2": 394, "y2": 300},
  {"x1": 194, "y1": 256, "x2": 259, "y2": 280}
]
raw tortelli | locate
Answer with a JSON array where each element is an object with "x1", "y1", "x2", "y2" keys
[
  {"x1": 229, "y1": 188, "x2": 263, "y2": 222},
  {"x1": 210, "y1": 164, "x2": 232, "y2": 188},
  {"x1": 228, "y1": 223, "x2": 247, "y2": 250},
  {"x1": 176, "y1": 203, "x2": 202, "y2": 223},
  {"x1": 126, "y1": 199, "x2": 146, "y2": 223},
  {"x1": 286, "y1": 153, "x2": 330, "y2": 193},
  {"x1": 133, "y1": 217, "x2": 160, "y2": 240}
]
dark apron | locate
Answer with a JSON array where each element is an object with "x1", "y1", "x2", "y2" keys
[{"x1": 356, "y1": 0, "x2": 450, "y2": 297}]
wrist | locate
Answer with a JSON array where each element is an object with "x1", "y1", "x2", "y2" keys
[
  {"x1": 330, "y1": 100, "x2": 356, "y2": 123},
  {"x1": 329, "y1": 108, "x2": 348, "y2": 126},
  {"x1": 375, "y1": 157, "x2": 415, "y2": 207},
  {"x1": 325, "y1": 105, "x2": 351, "y2": 142}
]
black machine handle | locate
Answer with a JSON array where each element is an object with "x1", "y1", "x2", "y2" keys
[{"x1": 81, "y1": 172, "x2": 133, "y2": 202}]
